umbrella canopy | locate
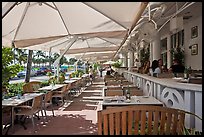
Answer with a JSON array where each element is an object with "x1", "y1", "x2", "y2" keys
[{"x1": 2, "y1": 2, "x2": 148, "y2": 62}]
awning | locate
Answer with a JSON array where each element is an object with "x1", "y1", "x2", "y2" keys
[{"x1": 2, "y1": 2, "x2": 148, "y2": 61}]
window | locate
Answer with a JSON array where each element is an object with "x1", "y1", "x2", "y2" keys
[
  {"x1": 171, "y1": 29, "x2": 184, "y2": 48},
  {"x1": 170, "y1": 29, "x2": 184, "y2": 64}
]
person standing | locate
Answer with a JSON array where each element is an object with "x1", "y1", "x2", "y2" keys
[
  {"x1": 89, "y1": 66, "x2": 93, "y2": 84},
  {"x1": 99, "y1": 65, "x2": 103, "y2": 77}
]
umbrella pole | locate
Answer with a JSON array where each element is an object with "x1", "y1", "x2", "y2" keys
[{"x1": 53, "y1": 36, "x2": 77, "y2": 79}]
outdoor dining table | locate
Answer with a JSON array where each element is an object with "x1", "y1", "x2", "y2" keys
[
  {"x1": 2, "y1": 93, "x2": 44, "y2": 133},
  {"x1": 81, "y1": 74, "x2": 89, "y2": 78},
  {"x1": 103, "y1": 85, "x2": 136, "y2": 97},
  {"x1": 101, "y1": 95, "x2": 163, "y2": 109},
  {"x1": 70, "y1": 77, "x2": 81, "y2": 80},
  {"x1": 64, "y1": 79, "x2": 77, "y2": 84},
  {"x1": 38, "y1": 84, "x2": 67, "y2": 91}
]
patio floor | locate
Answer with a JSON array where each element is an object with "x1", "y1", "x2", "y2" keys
[{"x1": 5, "y1": 75, "x2": 105, "y2": 135}]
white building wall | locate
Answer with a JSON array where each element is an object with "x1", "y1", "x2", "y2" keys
[
  {"x1": 159, "y1": 14, "x2": 202, "y2": 70},
  {"x1": 183, "y1": 15, "x2": 202, "y2": 70}
]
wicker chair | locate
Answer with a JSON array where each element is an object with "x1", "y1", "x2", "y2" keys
[
  {"x1": 14, "y1": 95, "x2": 44, "y2": 132},
  {"x1": 22, "y1": 81, "x2": 41, "y2": 93},
  {"x1": 52, "y1": 84, "x2": 68, "y2": 105},
  {"x1": 43, "y1": 91, "x2": 55, "y2": 117},
  {"x1": 105, "y1": 90, "x2": 123, "y2": 96}
]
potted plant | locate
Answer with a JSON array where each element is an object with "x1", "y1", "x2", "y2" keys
[
  {"x1": 58, "y1": 72, "x2": 65, "y2": 83},
  {"x1": 112, "y1": 61, "x2": 122, "y2": 68},
  {"x1": 170, "y1": 47, "x2": 185, "y2": 65}
]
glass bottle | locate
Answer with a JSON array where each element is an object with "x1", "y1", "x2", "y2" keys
[
  {"x1": 184, "y1": 66, "x2": 189, "y2": 79},
  {"x1": 126, "y1": 86, "x2": 130, "y2": 100},
  {"x1": 188, "y1": 66, "x2": 192, "y2": 77}
]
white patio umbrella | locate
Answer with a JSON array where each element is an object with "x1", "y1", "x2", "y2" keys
[
  {"x1": 2, "y1": 2, "x2": 147, "y2": 48},
  {"x1": 2, "y1": 2, "x2": 148, "y2": 61}
]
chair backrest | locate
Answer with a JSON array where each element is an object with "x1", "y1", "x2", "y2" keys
[
  {"x1": 106, "y1": 90, "x2": 123, "y2": 96},
  {"x1": 44, "y1": 91, "x2": 53, "y2": 103},
  {"x1": 122, "y1": 87, "x2": 143, "y2": 96},
  {"x1": 23, "y1": 81, "x2": 41, "y2": 93},
  {"x1": 107, "y1": 87, "x2": 122, "y2": 91},
  {"x1": 121, "y1": 81, "x2": 133, "y2": 85},
  {"x1": 106, "y1": 81, "x2": 121, "y2": 86},
  {"x1": 32, "y1": 95, "x2": 43, "y2": 110},
  {"x1": 97, "y1": 105, "x2": 186, "y2": 135}
]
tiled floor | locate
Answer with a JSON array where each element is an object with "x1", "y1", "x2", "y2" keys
[{"x1": 3, "y1": 76, "x2": 104, "y2": 135}]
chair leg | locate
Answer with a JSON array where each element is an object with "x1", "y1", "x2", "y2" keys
[
  {"x1": 34, "y1": 114, "x2": 40, "y2": 120},
  {"x1": 51, "y1": 105, "x2": 55, "y2": 117},
  {"x1": 44, "y1": 108, "x2": 47, "y2": 119},
  {"x1": 41, "y1": 109, "x2": 46, "y2": 123},
  {"x1": 31, "y1": 115, "x2": 35, "y2": 133},
  {"x1": 19, "y1": 116, "x2": 27, "y2": 130}
]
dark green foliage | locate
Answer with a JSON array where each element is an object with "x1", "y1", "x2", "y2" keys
[
  {"x1": 40, "y1": 81, "x2": 50, "y2": 87},
  {"x1": 6, "y1": 83, "x2": 25, "y2": 97},
  {"x1": 112, "y1": 61, "x2": 122, "y2": 68},
  {"x1": 2, "y1": 47, "x2": 23, "y2": 89},
  {"x1": 71, "y1": 70, "x2": 85, "y2": 77},
  {"x1": 170, "y1": 47, "x2": 185, "y2": 64},
  {"x1": 140, "y1": 48, "x2": 150, "y2": 64}
]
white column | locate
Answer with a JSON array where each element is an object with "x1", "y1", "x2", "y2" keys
[
  {"x1": 128, "y1": 50, "x2": 134, "y2": 71},
  {"x1": 119, "y1": 53, "x2": 123, "y2": 65},
  {"x1": 149, "y1": 42, "x2": 153, "y2": 64},
  {"x1": 134, "y1": 52, "x2": 138, "y2": 66},
  {"x1": 152, "y1": 32, "x2": 161, "y2": 61},
  {"x1": 124, "y1": 52, "x2": 128, "y2": 67},
  {"x1": 120, "y1": 52, "x2": 128, "y2": 67},
  {"x1": 167, "y1": 35, "x2": 172, "y2": 69}
]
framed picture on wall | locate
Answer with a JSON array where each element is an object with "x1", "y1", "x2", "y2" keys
[
  {"x1": 191, "y1": 26, "x2": 198, "y2": 39},
  {"x1": 191, "y1": 44, "x2": 198, "y2": 55}
]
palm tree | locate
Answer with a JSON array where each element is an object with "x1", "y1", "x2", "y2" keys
[
  {"x1": 13, "y1": 48, "x2": 28, "y2": 65},
  {"x1": 32, "y1": 58, "x2": 37, "y2": 67},
  {"x1": 25, "y1": 50, "x2": 33, "y2": 83},
  {"x1": 34, "y1": 51, "x2": 45, "y2": 66},
  {"x1": 44, "y1": 55, "x2": 50, "y2": 67},
  {"x1": 69, "y1": 58, "x2": 77, "y2": 65}
]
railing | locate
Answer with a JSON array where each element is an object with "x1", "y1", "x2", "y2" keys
[{"x1": 115, "y1": 68, "x2": 202, "y2": 132}]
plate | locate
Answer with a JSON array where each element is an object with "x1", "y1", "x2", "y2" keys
[
  {"x1": 142, "y1": 96, "x2": 149, "y2": 98},
  {"x1": 124, "y1": 99, "x2": 131, "y2": 103},
  {"x1": 172, "y1": 77, "x2": 183, "y2": 81},
  {"x1": 179, "y1": 79, "x2": 188, "y2": 83}
]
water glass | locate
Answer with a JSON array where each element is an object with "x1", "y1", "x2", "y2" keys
[{"x1": 17, "y1": 94, "x2": 22, "y2": 99}]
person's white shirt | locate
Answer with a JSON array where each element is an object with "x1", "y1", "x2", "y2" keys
[
  {"x1": 149, "y1": 67, "x2": 161, "y2": 77},
  {"x1": 89, "y1": 67, "x2": 93, "y2": 75},
  {"x1": 135, "y1": 62, "x2": 141, "y2": 68}
]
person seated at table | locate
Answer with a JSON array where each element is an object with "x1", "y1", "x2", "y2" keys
[
  {"x1": 143, "y1": 60, "x2": 150, "y2": 74},
  {"x1": 162, "y1": 64, "x2": 168, "y2": 73},
  {"x1": 158, "y1": 59, "x2": 164, "y2": 73},
  {"x1": 149, "y1": 60, "x2": 161, "y2": 77},
  {"x1": 169, "y1": 59, "x2": 185, "y2": 73}
]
